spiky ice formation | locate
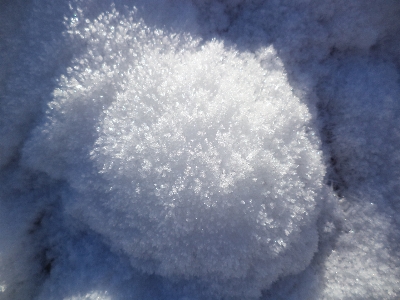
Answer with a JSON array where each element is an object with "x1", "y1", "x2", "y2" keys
[{"x1": 22, "y1": 8, "x2": 328, "y2": 298}]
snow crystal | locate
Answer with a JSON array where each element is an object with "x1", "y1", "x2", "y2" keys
[
  {"x1": 21, "y1": 9, "x2": 328, "y2": 298},
  {"x1": 1, "y1": 0, "x2": 400, "y2": 299},
  {"x1": 65, "y1": 292, "x2": 111, "y2": 300}
]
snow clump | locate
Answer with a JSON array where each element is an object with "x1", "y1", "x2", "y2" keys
[{"x1": 22, "y1": 7, "x2": 329, "y2": 299}]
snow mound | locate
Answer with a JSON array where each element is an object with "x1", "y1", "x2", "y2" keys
[
  {"x1": 322, "y1": 195, "x2": 400, "y2": 299},
  {"x1": 22, "y1": 7, "x2": 329, "y2": 299}
]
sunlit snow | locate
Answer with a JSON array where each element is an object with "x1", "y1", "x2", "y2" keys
[{"x1": 0, "y1": 0, "x2": 399, "y2": 299}]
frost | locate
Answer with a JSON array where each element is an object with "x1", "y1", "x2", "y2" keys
[
  {"x1": 1, "y1": 0, "x2": 400, "y2": 299},
  {"x1": 22, "y1": 10, "x2": 327, "y2": 298},
  {"x1": 64, "y1": 291, "x2": 111, "y2": 300}
]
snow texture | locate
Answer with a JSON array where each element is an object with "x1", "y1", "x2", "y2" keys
[{"x1": 0, "y1": 0, "x2": 399, "y2": 299}]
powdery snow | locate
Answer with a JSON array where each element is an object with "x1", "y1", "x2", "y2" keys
[{"x1": 0, "y1": 0, "x2": 399, "y2": 299}]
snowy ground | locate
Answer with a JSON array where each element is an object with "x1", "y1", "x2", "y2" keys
[{"x1": 1, "y1": 0, "x2": 400, "y2": 299}]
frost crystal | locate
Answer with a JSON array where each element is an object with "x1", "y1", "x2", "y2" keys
[{"x1": 22, "y1": 10, "x2": 327, "y2": 298}]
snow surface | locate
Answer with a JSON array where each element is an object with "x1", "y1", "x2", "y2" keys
[{"x1": 0, "y1": 0, "x2": 399, "y2": 299}]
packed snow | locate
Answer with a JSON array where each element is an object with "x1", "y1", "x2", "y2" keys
[{"x1": 0, "y1": 0, "x2": 399, "y2": 299}]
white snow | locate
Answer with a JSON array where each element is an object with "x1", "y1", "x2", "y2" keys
[{"x1": 0, "y1": 0, "x2": 399, "y2": 299}]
